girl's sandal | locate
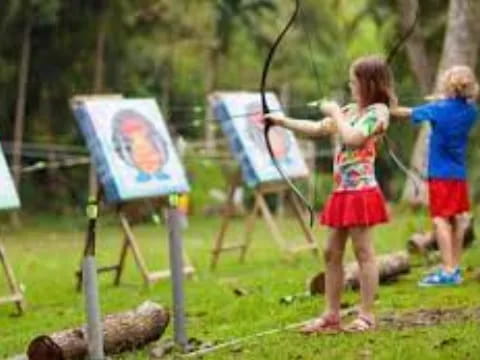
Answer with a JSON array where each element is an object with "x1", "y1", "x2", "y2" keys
[
  {"x1": 299, "y1": 314, "x2": 341, "y2": 335},
  {"x1": 343, "y1": 316, "x2": 375, "y2": 333}
]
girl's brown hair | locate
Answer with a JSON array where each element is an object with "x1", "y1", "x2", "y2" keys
[
  {"x1": 351, "y1": 55, "x2": 397, "y2": 108},
  {"x1": 438, "y1": 65, "x2": 479, "y2": 100}
]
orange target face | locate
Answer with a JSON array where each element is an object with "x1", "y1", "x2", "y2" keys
[{"x1": 112, "y1": 110, "x2": 169, "y2": 181}]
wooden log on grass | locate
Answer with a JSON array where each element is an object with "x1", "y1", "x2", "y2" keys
[
  {"x1": 309, "y1": 251, "x2": 410, "y2": 295},
  {"x1": 407, "y1": 216, "x2": 474, "y2": 254},
  {"x1": 27, "y1": 301, "x2": 169, "y2": 360}
]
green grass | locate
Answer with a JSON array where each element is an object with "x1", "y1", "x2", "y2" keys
[{"x1": 0, "y1": 209, "x2": 479, "y2": 359}]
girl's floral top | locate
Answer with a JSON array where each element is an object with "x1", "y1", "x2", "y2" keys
[{"x1": 333, "y1": 103, "x2": 389, "y2": 192}]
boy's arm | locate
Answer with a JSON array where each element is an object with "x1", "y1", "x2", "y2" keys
[{"x1": 390, "y1": 106, "x2": 413, "y2": 119}]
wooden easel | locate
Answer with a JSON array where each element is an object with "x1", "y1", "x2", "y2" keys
[
  {"x1": 210, "y1": 170, "x2": 319, "y2": 269},
  {"x1": 0, "y1": 241, "x2": 25, "y2": 314},
  {"x1": 72, "y1": 95, "x2": 194, "y2": 289},
  {"x1": 75, "y1": 202, "x2": 195, "y2": 290}
]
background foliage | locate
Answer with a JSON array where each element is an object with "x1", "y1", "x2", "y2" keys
[{"x1": 0, "y1": 0, "x2": 478, "y2": 212}]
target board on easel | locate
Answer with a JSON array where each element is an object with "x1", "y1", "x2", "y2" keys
[
  {"x1": 0, "y1": 148, "x2": 21, "y2": 210},
  {"x1": 74, "y1": 98, "x2": 190, "y2": 202},
  {"x1": 211, "y1": 91, "x2": 309, "y2": 186},
  {"x1": 72, "y1": 97, "x2": 193, "y2": 286},
  {"x1": 208, "y1": 92, "x2": 318, "y2": 269},
  {"x1": 0, "y1": 144, "x2": 25, "y2": 313}
]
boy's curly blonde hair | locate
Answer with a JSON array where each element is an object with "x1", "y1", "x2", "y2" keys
[{"x1": 438, "y1": 65, "x2": 479, "y2": 100}]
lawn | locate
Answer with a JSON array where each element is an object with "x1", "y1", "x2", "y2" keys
[{"x1": 1, "y1": 209, "x2": 479, "y2": 359}]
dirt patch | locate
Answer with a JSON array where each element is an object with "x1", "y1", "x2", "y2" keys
[{"x1": 378, "y1": 307, "x2": 480, "y2": 330}]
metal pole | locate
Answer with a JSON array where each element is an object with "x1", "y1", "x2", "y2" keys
[
  {"x1": 83, "y1": 194, "x2": 105, "y2": 360},
  {"x1": 83, "y1": 256, "x2": 104, "y2": 360},
  {"x1": 166, "y1": 195, "x2": 188, "y2": 351}
]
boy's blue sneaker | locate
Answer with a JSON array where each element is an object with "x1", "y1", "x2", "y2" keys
[
  {"x1": 418, "y1": 269, "x2": 460, "y2": 287},
  {"x1": 451, "y1": 267, "x2": 463, "y2": 285}
]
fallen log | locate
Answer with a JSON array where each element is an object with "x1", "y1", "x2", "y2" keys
[
  {"x1": 309, "y1": 251, "x2": 410, "y2": 295},
  {"x1": 473, "y1": 268, "x2": 480, "y2": 282},
  {"x1": 407, "y1": 216, "x2": 475, "y2": 254},
  {"x1": 27, "y1": 301, "x2": 169, "y2": 360}
]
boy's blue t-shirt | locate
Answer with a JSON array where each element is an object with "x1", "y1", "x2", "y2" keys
[{"x1": 411, "y1": 98, "x2": 477, "y2": 179}]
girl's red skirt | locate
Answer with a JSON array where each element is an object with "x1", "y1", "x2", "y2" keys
[
  {"x1": 319, "y1": 187, "x2": 388, "y2": 228},
  {"x1": 428, "y1": 179, "x2": 470, "y2": 218}
]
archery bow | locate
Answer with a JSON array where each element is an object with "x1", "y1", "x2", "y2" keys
[{"x1": 260, "y1": 0, "x2": 315, "y2": 227}]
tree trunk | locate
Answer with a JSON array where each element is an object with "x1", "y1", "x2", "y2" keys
[
  {"x1": 10, "y1": 14, "x2": 33, "y2": 227},
  {"x1": 402, "y1": 0, "x2": 480, "y2": 205},
  {"x1": 161, "y1": 25, "x2": 174, "y2": 120},
  {"x1": 309, "y1": 251, "x2": 410, "y2": 294},
  {"x1": 89, "y1": 2, "x2": 108, "y2": 196},
  {"x1": 204, "y1": 42, "x2": 220, "y2": 153},
  {"x1": 395, "y1": 0, "x2": 434, "y2": 94},
  {"x1": 93, "y1": 6, "x2": 107, "y2": 94},
  {"x1": 27, "y1": 302, "x2": 169, "y2": 360},
  {"x1": 396, "y1": 0, "x2": 432, "y2": 205},
  {"x1": 435, "y1": 0, "x2": 480, "y2": 79}
]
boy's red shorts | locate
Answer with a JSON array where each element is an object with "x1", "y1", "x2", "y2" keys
[{"x1": 428, "y1": 179, "x2": 470, "y2": 218}]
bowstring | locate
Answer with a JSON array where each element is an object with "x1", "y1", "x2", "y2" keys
[{"x1": 296, "y1": 1, "x2": 327, "y2": 213}]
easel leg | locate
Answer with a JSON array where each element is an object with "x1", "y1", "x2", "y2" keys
[
  {"x1": 288, "y1": 191, "x2": 319, "y2": 257},
  {"x1": 256, "y1": 190, "x2": 288, "y2": 253},
  {"x1": 0, "y1": 243, "x2": 24, "y2": 314},
  {"x1": 113, "y1": 235, "x2": 130, "y2": 286},
  {"x1": 76, "y1": 237, "x2": 89, "y2": 291},
  {"x1": 118, "y1": 212, "x2": 151, "y2": 286},
  {"x1": 210, "y1": 171, "x2": 240, "y2": 270},
  {"x1": 239, "y1": 196, "x2": 260, "y2": 263},
  {"x1": 210, "y1": 208, "x2": 233, "y2": 270},
  {"x1": 181, "y1": 249, "x2": 195, "y2": 278}
]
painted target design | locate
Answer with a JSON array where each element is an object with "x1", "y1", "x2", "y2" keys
[
  {"x1": 112, "y1": 109, "x2": 170, "y2": 182},
  {"x1": 245, "y1": 102, "x2": 291, "y2": 160}
]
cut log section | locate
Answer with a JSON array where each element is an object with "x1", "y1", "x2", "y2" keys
[
  {"x1": 27, "y1": 301, "x2": 169, "y2": 360},
  {"x1": 309, "y1": 251, "x2": 410, "y2": 295},
  {"x1": 474, "y1": 268, "x2": 480, "y2": 282},
  {"x1": 407, "y1": 216, "x2": 475, "y2": 254}
]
